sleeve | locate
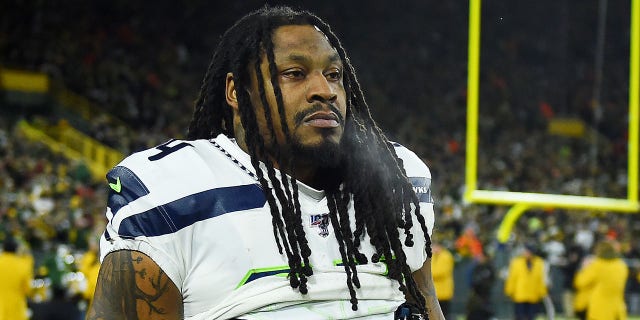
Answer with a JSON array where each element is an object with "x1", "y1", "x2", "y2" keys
[
  {"x1": 573, "y1": 263, "x2": 596, "y2": 290},
  {"x1": 393, "y1": 143, "x2": 435, "y2": 237},
  {"x1": 99, "y1": 161, "x2": 186, "y2": 291}
]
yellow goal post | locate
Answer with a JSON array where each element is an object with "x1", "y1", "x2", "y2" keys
[{"x1": 464, "y1": 0, "x2": 640, "y2": 241}]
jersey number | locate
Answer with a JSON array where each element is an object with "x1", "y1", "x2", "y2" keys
[{"x1": 148, "y1": 140, "x2": 193, "y2": 161}]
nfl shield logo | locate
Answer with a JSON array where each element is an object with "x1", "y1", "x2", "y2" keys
[{"x1": 310, "y1": 214, "x2": 330, "y2": 237}]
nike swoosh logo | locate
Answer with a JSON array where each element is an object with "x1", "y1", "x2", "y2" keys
[{"x1": 109, "y1": 177, "x2": 122, "y2": 193}]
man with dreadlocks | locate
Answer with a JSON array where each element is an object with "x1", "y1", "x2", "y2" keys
[{"x1": 88, "y1": 5, "x2": 445, "y2": 320}]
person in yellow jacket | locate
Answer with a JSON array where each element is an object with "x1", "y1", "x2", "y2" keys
[
  {"x1": 0, "y1": 237, "x2": 34, "y2": 320},
  {"x1": 573, "y1": 255, "x2": 595, "y2": 320},
  {"x1": 432, "y1": 242, "x2": 454, "y2": 318},
  {"x1": 574, "y1": 240, "x2": 628, "y2": 320},
  {"x1": 78, "y1": 239, "x2": 101, "y2": 308},
  {"x1": 504, "y1": 243, "x2": 548, "y2": 320}
]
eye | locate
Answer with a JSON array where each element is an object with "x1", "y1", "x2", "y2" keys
[
  {"x1": 282, "y1": 69, "x2": 305, "y2": 80},
  {"x1": 325, "y1": 68, "x2": 342, "y2": 81}
]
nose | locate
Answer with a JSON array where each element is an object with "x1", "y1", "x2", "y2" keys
[{"x1": 306, "y1": 72, "x2": 337, "y2": 103}]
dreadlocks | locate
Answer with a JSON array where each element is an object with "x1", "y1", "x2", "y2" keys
[{"x1": 187, "y1": 5, "x2": 433, "y2": 316}]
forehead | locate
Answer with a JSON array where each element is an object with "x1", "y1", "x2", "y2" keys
[{"x1": 271, "y1": 25, "x2": 339, "y2": 62}]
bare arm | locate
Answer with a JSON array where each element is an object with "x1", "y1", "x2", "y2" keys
[
  {"x1": 86, "y1": 250, "x2": 183, "y2": 320},
  {"x1": 411, "y1": 257, "x2": 446, "y2": 320}
]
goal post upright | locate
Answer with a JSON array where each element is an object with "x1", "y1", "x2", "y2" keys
[{"x1": 464, "y1": 0, "x2": 640, "y2": 242}]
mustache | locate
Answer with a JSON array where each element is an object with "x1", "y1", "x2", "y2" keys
[{"x1": 293, "y1": 103, "x2": 344, "y2": 127}]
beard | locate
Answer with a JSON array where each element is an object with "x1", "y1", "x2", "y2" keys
[
  {"x1": 289, "y1": 134, "x2": 343, "y2": 169},
  {"x1": 288, "y1": 136, "x2": 344, "y2": 189},
  {"x1": 287, "y1": 103, "x2": 345, "y2": 169}
]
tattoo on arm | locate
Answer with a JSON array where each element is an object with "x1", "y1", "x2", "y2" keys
[{"x1": 87, "y1": 250, "x2": 183, "y2": 320}]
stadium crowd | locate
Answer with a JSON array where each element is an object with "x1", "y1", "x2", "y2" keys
[{"x1": 1, "y1": 0, "x2": 639, "y2": 319}]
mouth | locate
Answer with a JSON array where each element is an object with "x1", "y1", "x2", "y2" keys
[{"x1": 302, "y1": 111, "x2": 341, "y2": 128}]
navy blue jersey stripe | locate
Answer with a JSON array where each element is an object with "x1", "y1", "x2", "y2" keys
[
  {"x1": 117, "y1": 184, "x2": 266, "y2": 237},
  {"x1": 107, "y1": 166, "x2": 150, "y2": 215},
  {"x1": 241, "y1": 268, "x2": 290, "y2": 287}
]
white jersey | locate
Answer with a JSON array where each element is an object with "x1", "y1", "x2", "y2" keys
[{"x1": 100, "y1": 134, "x2": 435, "y2": 319}]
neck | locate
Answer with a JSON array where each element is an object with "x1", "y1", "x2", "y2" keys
[
  {"x1": 235, "y1": 136, "x2": 336, "y2": 190},
  {"x1": 282, "y1": 158, "x2": 334, "y2": 190},
  {"x1": 275, "y1": 152, "x2": 341, "y2": 190}
]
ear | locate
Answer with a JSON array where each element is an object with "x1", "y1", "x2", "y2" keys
[{"x1": 225, "y1": 72, "x2": 238, "y2": 110}]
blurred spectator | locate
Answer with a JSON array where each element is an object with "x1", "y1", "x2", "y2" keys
[
  {"x1": 466, "y1": 250, "x2": 496, "y2": 320},
  {"x1": 562, "y1": 242, "x2": 587, "y2": 318},
  {"x1": 0, "y1": 236, "x2": 34, "y2": 320},
  {"x1": 526, "y1": 214, "x2": 544, "y2": 239},
  {"x1": 574, "y1": 222, "x2": 595, "y2": 253},
  {"x1": 504, "y1": 243, "x2": 548, "y2": 320},
  {"x1": 78, "y1": 237, "x2": 100, "y2": 310},
  {"x1": 638, "y1": 272, "x2": 640, "y2": 297},
  {"x1": 624, "y1": 241, "x2": 640, "y2": 316},
  {"x1": 28, "y1": 243, "x2": 85, "y2": 319},
  {"x1": 542, "y1": 230, "x2": 566, "y2": 314},
  {"x1": 431, "y1": 241, "x2": 454, "y2": 318},
  {"x1": 573, "y1": 253, "x2": 595, "y2": 320},
  {"x1": 574, "y1": 240, "x2": 629, "y2": 320},
  {"x1": 30, "y1": 286, "x2": 82, "y2": 320},
  {"x1": 454, "y1": 226, "x2": 483, "y2": 259}
]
